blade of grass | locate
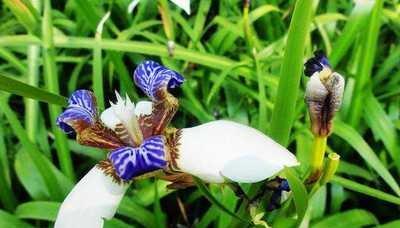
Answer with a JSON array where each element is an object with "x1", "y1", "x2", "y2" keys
[
  {"x1": 0, "y1": 97, "x2": 64, "y2": 201},
  {"x1": 0, "y1": 210, "x2": 34, "y2": 228},
  {"x1": 312, "y1": 209, "x2": 378, "y2": 228},
  {"x1": 0, "y1": 122, "x2": 16, "y2": 211},
  {"x1": 333, "y1": 120, "x2": 400, "y2": 196},
  {"x1": 332, "y1": 176, "x2": 400, "y2": 206},
  {"x1": 364, "y1": 92, "x2": 400, "y2": 173},
  {"x1": 3, "y1": 0, "x2": 40, "y2": 35},
  {"x1": 193, "y1": 177, "x2": 248, "y2": 223},
  {"x1": 269, "y1": 0, "x2": 314, "y2": 146},
  {"x1": 329, "y1": 0, "x2": 374, "y2": 67},
  {"x1": 118, "y1": 197, "x2": 157, "y2": 227},
  {"x1": 0, "y1": 73, "x2": 67, "y2": 106},
  {"x1": 42, "y1": 0, "x2": 74, "y2": 181},
  {"x1": 25, "y1": 0, "x2": 41, "y2": 141},
  {"x1": 93, "y1": 12, "x2": 110, "y2": 110},
  {"x1": 349, "y1": 0, "x2": 384, "y2": 127},
  {"x1": 284, "y1": 167, "x2": 309, "y2": 225},
  {"x1": 15, "y1": 201, "x2": 60, "y2": 221}
]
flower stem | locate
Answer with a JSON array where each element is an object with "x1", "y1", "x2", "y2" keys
[{"x1": 307, "y1": 136, "x2": 327, "y2": 183}]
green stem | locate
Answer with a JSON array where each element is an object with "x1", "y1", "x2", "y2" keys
[
  {"x1": 42, "y1": 0, "x2": 74, "y2": 181},
  {"x1": 310, "y1": 136, "x2": 327, "y2": 177}
]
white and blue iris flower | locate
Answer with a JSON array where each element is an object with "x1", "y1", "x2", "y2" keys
[{"x1": 55, "y1": 60, "x2": 298, "y2": 228}]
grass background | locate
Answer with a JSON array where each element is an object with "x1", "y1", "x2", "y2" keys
[{"x1": 0, "y1": 0, "x2": 400, "y2": 227}]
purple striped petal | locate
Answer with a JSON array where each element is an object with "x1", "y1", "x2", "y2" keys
[
  {"x1": 133, "y1": 60, "x2": 184, "y2": 99},
  {"x1": 108, "y1": 135, "x2": 167, "y2": 180},
  {"x1": 56, "y1": 90, "x2": 98, "y2": 134},
  {"x1": 304, "y1": 50, "x2": 331, "y2": 77}
]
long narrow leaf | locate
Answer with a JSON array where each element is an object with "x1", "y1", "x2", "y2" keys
[
  {"x1": 269, "y1": 0, "x2": 314, "y2": 146},
  {"x1": 0, "y1": 73, "x2": 67, "y2": 106},
  {"x1": 333, "y1": 120, "x2": 400, "y2": 196}
]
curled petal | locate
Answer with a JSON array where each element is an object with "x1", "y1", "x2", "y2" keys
[
  {"x1": 305, "y1": 72, "x2": 345, "y2": 136},
  {"x1": 175, "y1": 120, "x2": 299, "y2": 183},
  {"x1": 304, "y1": 50, "x2": 331, "y2": 77},
  {"x1": 55, "y1": 166, "x2": 129, "y2": 228},
  {"x1": 109, "y1": 136, "x2": 167, "y2": 181},
  {"x1": 56, "y1": 90, "x2": 97, "y2": 134},
  {"x1": 133, "y1": 60, "x2": 184, "y2": 100}
]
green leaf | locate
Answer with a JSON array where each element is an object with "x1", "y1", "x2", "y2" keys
[
  {"x1": 331, "y1": 176, "x2": 400, "y2": 205},
  {"x1": 0, "y1": 210, "x2": 34, "y2": 228},
  {"x1": 333, "y1": 120, "x2": 400, "y2": 196},
  {"x1": 117, "y1": 197, "x2": 156, "y2": 227},
  {"x1": 0, "y1": 98, "x2": 68, "y2": 201},
  {"x1": 284, "y1": 167, "x2": 308, "y2": 224},
  {"x1": 349, "y1": 0, "x2": 384, "y2": 127},
  {"x1": 312, "y1": 209, "x2": 378, "y2": 228},
  {"x1": 193, "y1": 177, "x2": 248, "y2": 223},
  {"x1": 0, "y1": 73, "x2": 67, "y2": 106},
  {"x1": 269, "y1": 0, "x2": 314, "y2": 146},
  {"x1": 378, "y1": 220, "x2": 400, "y2": 228},
  {"x1": 15, "y1": 201, "x2": 60, "y2": 221},
  {"x1": 364, "y1": 92, "x2": 400, "y2": 171}
]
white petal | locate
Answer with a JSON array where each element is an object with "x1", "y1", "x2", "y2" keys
[
  {"x1": 176, "y1": 120, "x2": 299, "y2": 183},
  {"x1": 100, "y1": 107, "x2": 121, "y2": 130},
  {"x1": 305, "y1": 73, "x2": 328, "y2": 102},
  {"x1": 170, "y1": 0, "x2": 190, "y2": 14},
  {"x1": 221, "y1": 155, "x2": 283, "y2": 183},
  {"x1": 55, "y1": 166, "x2": 129, "y2": 228},
  {"x1": 135, "y1": 101, "x2": 153, "y2": 116}
]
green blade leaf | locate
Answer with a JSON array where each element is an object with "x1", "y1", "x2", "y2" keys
[
  {"x1": 312, "y1": 209, "x2": 378, "y2": 228},
  {"x1": 269, "y1": 0, "x2": 314, "y2": 146},
  {"x1": 0, "y1": 73, "x2": 67, "y2": 106},
  {"x1": 284, "y1": 167, "x2": 308, "y2": 224},
  {"x1": 333, "y1": 120, "x2": 400, "y2": 196},
  {"x1": 331, "y1": 176, "x2": 400, "y2": 206},
  {"x1": 193, "y1": 176, "x2": 248, "y2": 223},
  {"x1": 0, "y1": 210, "x2": 34, "y2": 228},
  {"x1": 15, "y1": 201, "x2": 60, "y2": 221}
]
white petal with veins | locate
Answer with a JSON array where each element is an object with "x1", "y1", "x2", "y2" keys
[
  {"x1": 55, "y1": 166, "x2": 129, "y2": 228},
  {"x1": 176, "y1": 120, "x2": 299, "y2": 183}
]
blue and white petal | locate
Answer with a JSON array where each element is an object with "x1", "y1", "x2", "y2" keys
[
  {"x1": 176, "y1": 120, "x2": 299, "y2": 183},
  {"x1": 56, "y1": 90, "x2": 97, "y2": 133},
  {"x1": 109, "y1": 136, "x2": 167, "y2": 181},
  {"x1": 133, "y1": 60, "x2": 184, "y2": 100}
]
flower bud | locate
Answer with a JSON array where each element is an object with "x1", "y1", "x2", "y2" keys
[{"x1": 304, "y1": 51, "x2": 345, "y2": 137}]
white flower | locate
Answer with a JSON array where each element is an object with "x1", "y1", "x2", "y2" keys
[
  {"x1": 55, "y1": 102, "x2": 151, "y2": 228},
  {"x1": 176, "y1": 120, "x2": 299, "y2": 183},
  {"x1": 100, "y1": 92, "x2": 151, "y2": 145},
  {"x1": 128, "y1": 0, "x2": 190, "y2": 15}
]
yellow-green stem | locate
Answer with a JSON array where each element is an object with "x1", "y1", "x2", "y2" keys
[
  {"x1": 309, "y1": 136, "x2": 327, "y2": 182},
  {"x1": 320, "y1": 153, "x2": 340, "y2": 185}
]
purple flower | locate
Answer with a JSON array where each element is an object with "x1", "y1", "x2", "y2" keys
[
  {"x1": 133, "y1": 60, "x2": 184, "y2": 100},
  {"x1": 108, "y1": 135, "x2": 167, "y2": 181},
  {"x1": 56, "y1": 90, "x2": 98, "y2": 134}
]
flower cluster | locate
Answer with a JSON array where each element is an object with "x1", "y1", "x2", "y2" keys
[{"x1": 56, "y1": 60, "x2": 184, "y2": 182}]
